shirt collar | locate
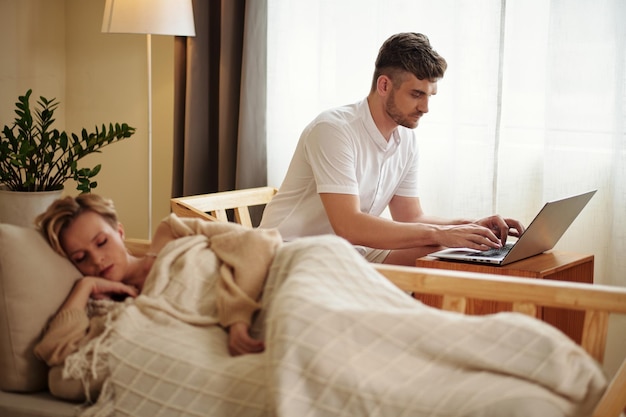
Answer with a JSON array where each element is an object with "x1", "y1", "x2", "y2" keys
[{"x1": 359, "y1": 99, "x2": 401, "y2": 151}]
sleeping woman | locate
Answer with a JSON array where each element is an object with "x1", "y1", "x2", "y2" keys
[{"x1": 33, "y1": 193, "x2": 282, "y2": 401}]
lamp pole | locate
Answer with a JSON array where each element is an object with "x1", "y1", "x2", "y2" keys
[{"x1": 101, "y1": 0, "x2": 195, "y2": 239}]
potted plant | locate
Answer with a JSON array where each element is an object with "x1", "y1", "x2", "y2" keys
[{"x1": 0, "y1": 89, "x2": 136, "y2": 226}]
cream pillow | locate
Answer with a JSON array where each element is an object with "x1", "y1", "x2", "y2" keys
[{"x1": 0, "y1": 223, "x2": 81, "y2": 392}]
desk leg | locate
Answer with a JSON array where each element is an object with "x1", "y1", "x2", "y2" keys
[{"x1": 541, "y1": 261, "x2": 594, "y2": 344}]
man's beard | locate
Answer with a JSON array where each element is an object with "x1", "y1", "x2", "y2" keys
[{"x1": 385, "y1": 90, "x2": 422, "y2": 129}]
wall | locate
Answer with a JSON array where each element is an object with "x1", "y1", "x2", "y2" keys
[
  {"x1": 0, "y1": 1, "x2": 66, "y2": 124},
  {"x1": 0, "y1": 0, "x2": 174, "y2": 239}
]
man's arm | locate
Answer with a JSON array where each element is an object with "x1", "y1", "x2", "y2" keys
[
  {"x1": 387, "y1": 194, "x2": 474, "y2": 225},
  {"x1": 387, "y1": 196, "x2": 524, "y2": 244},
  {"x1": 319, "y1": 193, "x2": 503, "y2": 251}
]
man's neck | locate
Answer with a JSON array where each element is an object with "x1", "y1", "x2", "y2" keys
[{"x1": 366, "y1": 94, "x2": 397, "y2": 141}]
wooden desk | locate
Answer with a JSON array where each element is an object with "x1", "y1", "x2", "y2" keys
[{"x1": 415, "y1": 251, "x2": 594, "y2": 343}]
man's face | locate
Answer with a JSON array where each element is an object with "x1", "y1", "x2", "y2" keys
[{"x1": 384, "y1": 74, "x2": 438, "y2": 129}]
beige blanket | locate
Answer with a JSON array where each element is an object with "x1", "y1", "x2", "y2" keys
[{"x1": 71, "y1": 235, "x2": 607, "y2": 417}]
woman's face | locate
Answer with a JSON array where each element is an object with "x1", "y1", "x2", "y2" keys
[{"x1": 60, "y1": 210, "x2": 129, "y2": 282}]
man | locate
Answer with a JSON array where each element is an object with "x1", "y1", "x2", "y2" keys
[{"x1": 259, "y1": 32, "x2": 524, "y2": 266}]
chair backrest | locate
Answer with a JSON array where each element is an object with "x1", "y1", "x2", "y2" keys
[{"x1": 170, "y1": 186, "x2": 278, "y2": 228}]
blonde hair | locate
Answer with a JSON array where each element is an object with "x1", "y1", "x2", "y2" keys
[{"x1": 35, "y1": 194, "x2": 118, "y2": 257}]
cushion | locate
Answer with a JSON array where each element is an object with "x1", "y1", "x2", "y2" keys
[
  {"x1": 0, "y1": 223, "x2": 81, "y2": 392},
  {"x1": 0, "y1": 389, "x2": 78, "y2": 417}
]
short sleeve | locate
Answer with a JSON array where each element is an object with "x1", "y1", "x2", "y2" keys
[{"x1": 303, "y1": 122, "x2": 360, "y2": 195}]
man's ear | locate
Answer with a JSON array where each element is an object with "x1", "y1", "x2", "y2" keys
[{"x1": 377, "y1": 75, "x2": 392, "y2": 95}]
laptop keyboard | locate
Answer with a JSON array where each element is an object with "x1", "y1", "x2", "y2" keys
[{"x1": 473, "y1": 243, "x2": 514, "y2": 257}]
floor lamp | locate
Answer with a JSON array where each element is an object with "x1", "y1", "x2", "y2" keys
[{"x1": 101, "y1": 0, "x2": 195, "y2": 239}]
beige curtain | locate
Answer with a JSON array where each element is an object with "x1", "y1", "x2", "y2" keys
[{"x1": 172, "y1": 0, "x2": 267, "y2": 197}]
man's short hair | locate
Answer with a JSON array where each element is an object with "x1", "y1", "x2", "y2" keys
[{"x1": 372, "y1": 32, "x2": 447, "y2": 90}]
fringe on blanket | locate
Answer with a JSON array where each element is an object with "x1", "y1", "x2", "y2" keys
[
  {"x1": 75, "y1": 379, "x2": 115, "y2": 417},
  {"x1": 63, "y1": 299, "x2": 127, "y2": 411}
]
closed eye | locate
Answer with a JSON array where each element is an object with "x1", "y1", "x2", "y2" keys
[{"x1": 72, "y1": 252, "x2": 86, "y2": 264}]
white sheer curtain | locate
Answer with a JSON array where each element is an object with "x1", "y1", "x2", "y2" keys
[{"x1": 266, "y1": 0, "x2": 625, "y2": 373}]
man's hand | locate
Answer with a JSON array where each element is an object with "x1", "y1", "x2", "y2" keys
[
  {"x1": 475, "y1": 215, "x2": 525, "y2": 245},
  {"x1": 228, "y1": 322, "x2": 265, "y2": 356},
  {"x1": 438, "y1": 223, "x2": 503, "y2": 250}
]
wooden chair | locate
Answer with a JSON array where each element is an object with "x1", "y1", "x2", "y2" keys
[{"x1": 170, "y1": 186, "x2": 277, "y2": 227}]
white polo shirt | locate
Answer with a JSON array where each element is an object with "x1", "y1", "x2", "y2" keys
[{"x1": 260, "y1": 99, "x2": 420, "y2": 242}]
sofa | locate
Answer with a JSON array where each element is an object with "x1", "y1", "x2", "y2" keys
[{"x1": 0, "y1": 223, "x2": 81, "y2": 417}]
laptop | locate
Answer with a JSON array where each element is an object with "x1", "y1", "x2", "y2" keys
[{"x1": 429, "y1": 190, "x2": 597, "y2": 266}]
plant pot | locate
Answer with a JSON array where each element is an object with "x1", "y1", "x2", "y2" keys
[{"x1": 0, "y1": 187, "x2": 63, "y2": 228}]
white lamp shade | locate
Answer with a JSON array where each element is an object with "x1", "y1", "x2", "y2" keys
[{"x1": 102, "y1": 0, "x2": 196, "y2": 36}]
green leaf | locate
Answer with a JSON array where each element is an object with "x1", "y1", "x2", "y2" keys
[{"x1": 1, "y1": 90, "x2": 136, "y2": 192}]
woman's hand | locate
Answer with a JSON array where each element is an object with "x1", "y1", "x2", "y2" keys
[
  {"x1": 87, "y1": 277, "x2": 138, "y2": 301},
  {"x1": 60, "y1": 277, "x2": 138, "y2": 311},
  {"x1": 228, "y1": 322, "x2": 265, "y2": 356}
]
